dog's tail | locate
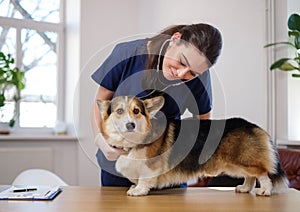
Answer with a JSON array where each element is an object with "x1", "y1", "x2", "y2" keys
[{"x1": 269, "y1": 146, "x2": 289, "y2": 194}]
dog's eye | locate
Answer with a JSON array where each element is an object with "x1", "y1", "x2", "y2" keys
[
  {"x1": 133, "y1": 108, "x2": 139, "y2": 114},
  {"x1": 116, "y1": 108, "x2": 124, "y2": 115}
]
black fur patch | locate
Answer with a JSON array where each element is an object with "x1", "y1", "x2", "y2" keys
[
  {"x1": 135, "y1": 99, "x2": 146, "y2": 116},
  {"x1": 168, "y1": 118, "x2": 261, "y2": 173},
  {"x1": 107, "y1": 103, "x2": 112, "y2": 116}
]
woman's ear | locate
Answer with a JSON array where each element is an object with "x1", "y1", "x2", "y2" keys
[{"x1": 170, "y1": 32, "x2": 182, "y2": 44}]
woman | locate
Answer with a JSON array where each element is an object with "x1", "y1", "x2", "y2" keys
[{"x1": 91, "y1": 23, "x2": 222, "y2": 186}]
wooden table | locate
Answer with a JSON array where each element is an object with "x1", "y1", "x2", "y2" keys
[{"x1": 0, "y1": 186, "x2": 299, "y2": 211}]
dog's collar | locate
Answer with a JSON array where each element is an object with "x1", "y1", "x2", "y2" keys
[{"x1": 113, "y1": 146, "x2": 131, "y2": 153}]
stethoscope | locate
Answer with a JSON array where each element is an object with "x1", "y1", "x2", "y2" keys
[{"x1": 140, "y1": 38, "x2": 200, "y2": 99}]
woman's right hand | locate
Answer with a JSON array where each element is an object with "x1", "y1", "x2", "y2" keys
[{"x1": 94, "y1": 133, "x2": 127, "y2": 161}]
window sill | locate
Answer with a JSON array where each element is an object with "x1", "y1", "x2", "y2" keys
[
  {"x1": 0, "y1": 133, "x2": 78, "y2": 141},
  {"x1": 277, "y1": 139, "x2": 300, "y2": 147}
]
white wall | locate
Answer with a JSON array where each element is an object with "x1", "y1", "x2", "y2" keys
[
  {"x1": 0, "y1": 139, "x2": 77, "y2": 185},
  {"x1": 74, "y1": 0, "x2": 270, "y2": 185}
]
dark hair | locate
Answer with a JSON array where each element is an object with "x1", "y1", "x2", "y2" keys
[{"x1": 142, "y1": 23, "x2": 222, "y2": 90}]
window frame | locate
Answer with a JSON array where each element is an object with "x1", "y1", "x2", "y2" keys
[
  {"x1": 267, "y1": 0, "x2": 300, "y2": 146},
  {"x1": 0, "y1": 1, "x2": 65, "y2": 134}
]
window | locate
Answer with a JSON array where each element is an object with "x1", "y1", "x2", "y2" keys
[
  {"x1": 0, "y1": 0, "x2": 64, "y2": 129},
  {"x1": 285, "y1": 1, "x2": 300, "y2": 142},
  {"x1": 268, "y1": 0, "x2": 300, "y2": 144}
]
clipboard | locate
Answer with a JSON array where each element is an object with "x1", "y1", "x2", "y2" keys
[{"x1": 0, "y1": 185, "x2": 62, "y2": 200}]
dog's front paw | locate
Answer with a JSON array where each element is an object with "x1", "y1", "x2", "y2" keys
[
  {"x1": 235, "y1": 185, "x2": 252, "y2": 193},
  {"x1": 127, "y1": 186, "x2": 150, "y2": 196}
]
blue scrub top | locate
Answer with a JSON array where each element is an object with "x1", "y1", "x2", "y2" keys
[{"x1": 91, "y1": 38, "x2": 212, "y2": 119}]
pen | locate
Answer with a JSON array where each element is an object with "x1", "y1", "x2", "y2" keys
[{"x1": 11, "y1": 188, "x2": 37, "y2": 193}]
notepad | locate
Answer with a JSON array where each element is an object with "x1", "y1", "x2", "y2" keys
[{"x1": 0, "y1": 185, "x2": 61, "y2": 200}]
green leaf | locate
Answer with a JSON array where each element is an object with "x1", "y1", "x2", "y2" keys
[
  {"x1": 9, "y1": 119, "x2": 15, "y2": 128},
  {"x1": 270, "y1": 58, "x2": 291, "y2": 70},
  {"x1": 264, "y1": 41, "x2": 295, "y2": 48},
  {"x1": 296, "y1": 41, "x2": 300, "y2": 49},
  {"x1": 279, "y1": 61, "x2": 298, "y2": 71},
  {"x1": 0, "y1": 94, "x2": 5, "y2": 107},
  {"x1": 289, "y1": 30, "x2": 300, "y2": 38},
  {"x1": 292, "y1": 73, "x2": 300, "y2": 78},
  {"x1": 288, "y1": 13, "x2": 300, "y2": 32},
  {"x1": 288, "y1": 30, "x2": 300, "y2": 49}
]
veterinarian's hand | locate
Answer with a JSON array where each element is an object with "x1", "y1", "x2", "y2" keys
[{"x1": 94, "y1": 133, "x2": 127, "y2": 161}]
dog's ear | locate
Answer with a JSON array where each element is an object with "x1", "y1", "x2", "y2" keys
[
  {"x1": 96, "y1": 100, "x2": 111, "y2": 120},
  {"x1": 144, "y1": 96, "x2": 165, "y2": 118}
]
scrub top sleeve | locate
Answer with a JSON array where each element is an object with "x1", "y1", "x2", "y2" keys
[
  {"x1": 91, "y1": 44, "x2": 126, "y2": 91},
  {"x1": 187, "y1": 70, "x2": 212, "y2": 115}
]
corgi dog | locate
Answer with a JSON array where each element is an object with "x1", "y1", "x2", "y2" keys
[{"x1": 97, "y1": 96, "x2": 289, "y2": 196}]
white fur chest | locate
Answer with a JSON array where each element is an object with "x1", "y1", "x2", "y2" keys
[{"x1": 115, "y1": 149, "x2": 162, "y2": 182}]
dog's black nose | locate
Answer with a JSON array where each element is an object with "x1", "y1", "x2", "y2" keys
[{"x1": 126, "y1": 122, "x2": 135, "y2": 131}]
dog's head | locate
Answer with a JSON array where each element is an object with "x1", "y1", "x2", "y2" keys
[{"x1": 97, "y1": 96, "x2": 165, "y2": 150}]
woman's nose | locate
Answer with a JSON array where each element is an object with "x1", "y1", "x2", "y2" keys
[{"x1": 176, "y1": 67, "x2": 189, "y2": 78}]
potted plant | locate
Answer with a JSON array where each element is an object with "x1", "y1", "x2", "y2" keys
[
  {"x1": 264, "y1": 13, "x2": 300, "y2": 77},
  {"x1": 0, "y1": 51, "x2": 25, "y2": 134}
]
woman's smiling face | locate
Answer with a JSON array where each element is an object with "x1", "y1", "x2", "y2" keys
[{"x1": 162, "y1": 38, "x2": 209, "y2": 81}]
